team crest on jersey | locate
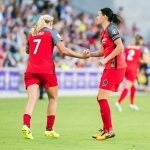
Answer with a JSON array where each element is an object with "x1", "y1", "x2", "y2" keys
[
  {"x1": 103, "y1": 80, "x2": 108, "y2": 86},
  {"x1": 110, "y1": 59, "x2": 115, "y2": 67},
  {"x1": 112, "y1": 29, "x2": 117, "y2": 35}
]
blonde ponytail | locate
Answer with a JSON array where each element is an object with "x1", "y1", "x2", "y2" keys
[{"x1": 30, "y1": 15, "x2": 54, "y2": 36}]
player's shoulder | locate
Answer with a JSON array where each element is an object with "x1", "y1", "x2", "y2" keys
[
  {"x1": 107, "y1": 23, "x2": 119, "y2": 35},
  {"x1": 41, "y1": 27, "x2": 56, "y2": 34},
  {"x1": 142, "y1": 46, "x2": 149, "y2": 54},
  {"x1": 107, "y1": 23, "x2": 120, "y2": 40},
  {"x1": 41, "y1": 28, "x2": 61, "y2": 38}
]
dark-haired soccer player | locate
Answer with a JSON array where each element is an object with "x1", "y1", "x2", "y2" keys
[{"x1": 83, "y1": 8, "x2": 126, "y2": 140}]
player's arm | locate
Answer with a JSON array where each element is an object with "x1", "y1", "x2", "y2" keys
[
  {"x1": 51, "y1": 29, "x2": 89, "y2": 59},
  {"x1": 140, "y1": 47, "x2": 150, "y2": 64},
  {"x1": 56, "y1": 41, "x2": 89, "y2": 59},
  {"x1": 104, "y1": 38, "x2": 124, "y2": 63},
  {"x1": 26, "y1": 42, "x2": 29, "y2": 54},
  {"x1": 102, "y1": 25, "x2": 124, "y2": 64},
  {"x1": 82, "y1": 40, "x2": 104, "y2": 57},
  {"x1": 90, "y1": 45, "x2": 104, "y2": 57}
]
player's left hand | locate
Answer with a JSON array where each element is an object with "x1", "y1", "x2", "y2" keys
[{"x1": 99, "y1": 59, "x2": 107, "y2": 66}]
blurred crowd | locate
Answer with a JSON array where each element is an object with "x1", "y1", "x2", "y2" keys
[{"x1": 0, "y1": 0, "x2": 150, "y2": 71}]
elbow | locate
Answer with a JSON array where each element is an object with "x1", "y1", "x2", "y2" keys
[{"x1": 26, "y1": 49, "x2": 29, "y2": 54}]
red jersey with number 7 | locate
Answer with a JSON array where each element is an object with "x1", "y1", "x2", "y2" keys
[
  {"x1": 125, "y1": 45, "x2": 142, "y2": 71},
  {"x1": 26, "y1": 27, "x2": 62, "y2": 74}
]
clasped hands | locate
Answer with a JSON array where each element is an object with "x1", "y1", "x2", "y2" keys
[{"x1": 82, "y1": 49, "x2": 107, "y2": 66}]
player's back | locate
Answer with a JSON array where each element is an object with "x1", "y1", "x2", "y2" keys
[
  {"x1": 26, "y1": 28, "x2": 57, "y2": 74},
  {"x1": 125, "y1": 45, "x2": 142, "y2": 71}
]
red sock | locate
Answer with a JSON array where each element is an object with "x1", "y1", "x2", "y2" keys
[
  {"x1": 118, "y1": 88, "x2": 128, "y2": 104},
  {"x1": 23, "y1": 114, "x2": 31, "y2": 128},
  {"x1": 46, "y1": 115, "x2": 55, "y2": 130},
  {"x1": 97, "y1": 99, "x2": 112, "y2": 132},
  {"x1": 130, "y1": 86, "x2": 136, "y2": 104}
]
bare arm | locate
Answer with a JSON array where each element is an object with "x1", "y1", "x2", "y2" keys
[
  {"x1": 104, "y1": 38, "x2": 124, "y2": 63},
  {"x1": 56, "y1": 41, "x2": 89, "y2": 59},
  {"x1": 82, "y1": 45, "x2": 104, "y2": 57},
  {"x1": 90, "y1": 45, "x2": 104, "y2": 57},
  {"x1": 140, "y1": 49, "x2": 150, "y2": 64}
]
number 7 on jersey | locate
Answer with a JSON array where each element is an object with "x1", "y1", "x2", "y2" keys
[{"x1": 33, "y1": 39, "x2": 41, "y2": 54}]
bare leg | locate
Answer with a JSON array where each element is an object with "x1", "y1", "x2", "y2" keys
[
  {"x1": 46, "y1": 86, "x2": 58, "y2": 116},
  {"x1": 22, "y1": 84, "x2": 39, "y2": 139},
  {"x1": 24, "y1": 84, "x2": 39, "y2": 115}
]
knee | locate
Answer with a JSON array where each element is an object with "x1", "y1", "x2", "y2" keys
[
  {"x1": 49, "y1": 95, "x2": 58, "y2": 101},
  {"x1": 97, "y1": 95, "x2": 108, "y2": 101}
]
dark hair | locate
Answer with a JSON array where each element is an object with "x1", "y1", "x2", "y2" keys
[{"x1": 100, "y1": 8, "x2": 121, "y2": 25}]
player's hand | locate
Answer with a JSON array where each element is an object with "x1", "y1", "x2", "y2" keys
[
  {"x1": 99, "y1": 59, "x2": 107, "y2": 66},
  {"x1": 82, "y1": 49, "x2": 91, "y2": 58}
]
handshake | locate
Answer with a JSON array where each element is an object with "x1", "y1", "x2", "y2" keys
[
  {"x1": 81, "y1": 49, "x2": 107, "y2": 66},
  {"x1": 82, "y1": 49, "x2": 91, "y2": 58}
]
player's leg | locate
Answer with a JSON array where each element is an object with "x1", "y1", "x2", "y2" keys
[
  {"x1": 93, "y1": 88, "x2": 115, "y2": 140},
  {"x1": 44, "y1": 86, "x2": 60, "y2": 138},
  {"x1": 22, "y1": 84, "x2": 39, "y2": 139},
  {"x1": 115, "y1": 80, "x2": 133, "y2": 112},
  {"x1": 129, "y1": 80, "x2": 139, "y2": 110},
  {"x1": 118, "y1": 80, "x2": 133, "y2": 103}
]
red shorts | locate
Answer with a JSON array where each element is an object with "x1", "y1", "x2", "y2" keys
[
  {"x1": 24, "y1": 73, "x2": 58, "y2": 89},
  {"x1": 99, "y1": 68, "x2": 126, "y2": 92},
  {"x1": 125, "y1": 69, "x2": 138, "y2": 82}
]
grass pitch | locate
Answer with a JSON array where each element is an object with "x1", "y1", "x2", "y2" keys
[{"x1": 0, "y1": 94, "x2": 150, "y2": 150}]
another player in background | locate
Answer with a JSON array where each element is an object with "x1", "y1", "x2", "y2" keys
[
  {"x1": 83, "y1": 8, "x2": 126, "y2": 140},
  {"x1": 115, "y1": 35, "x2": 149, "y2": 112},
  {"x1": 22, "y1": 15, "x2": 89, "y2": 140}
]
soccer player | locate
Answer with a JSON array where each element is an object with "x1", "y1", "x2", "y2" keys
[
  {"x1": 115, "y1": 35, "x2": 149, "y2": 112},
  {"x1": 83, "y1": 8, "x2": 126, "y2": 140},
  {"x1": 22, "y1": 15, "x2": 89, "y2": 140}
]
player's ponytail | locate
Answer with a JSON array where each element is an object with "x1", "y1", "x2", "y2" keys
[
  {"x1": 30, "y1": 24, "x2": 38, "y2": 36},
  {"x1": 101, "y1": 8, "x2": 121, "y2": 25},
  {"x1": 30, "y1": 15, "x2": 54, "y2": 36},
  {"x1": 111, "y1": 13, "x2": 121, "y2": 25}
]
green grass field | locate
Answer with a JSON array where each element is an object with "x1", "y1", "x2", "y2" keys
[{"x1": 0, "y1": 94, "x2": 150, "y2": 150}]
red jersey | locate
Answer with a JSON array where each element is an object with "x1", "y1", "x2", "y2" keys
[
  {"x1": 100, "y1": 23, "x2": 126, "y2": 69},
  {"x1": 125, "y1": 45, "x2": 142, "y2": 71},
  {"x1": 26, "y1": 28, "x2": 62, "y2": 74}
]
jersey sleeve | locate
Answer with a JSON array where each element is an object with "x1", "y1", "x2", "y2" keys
[
  {"x1": 108, "y1": 24, "x2": 120, "y2": 41},
  {"x1": 50, "y1": 29, "x2": 63, "y2": 45}
]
